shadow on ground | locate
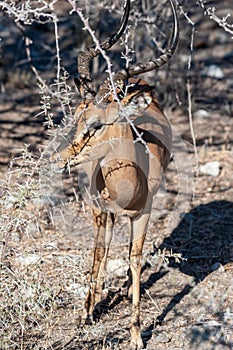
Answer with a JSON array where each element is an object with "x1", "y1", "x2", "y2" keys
[{"x1": 50, "y1": 200, "x2": 233, "y2": 349}]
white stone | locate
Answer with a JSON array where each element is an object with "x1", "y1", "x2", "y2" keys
[
  {"x1": 201, "y1": 64, "x2": 224, "y2": 79},
  {"x1": 106, "y1": 258, "x2": 129, "y2": 277},
  {"x1": 15, "y1": 254, "x2": 41, "y2": 266},
  {"x1": 66, "y1": 283, "x2": 88, "y2": 298},
  {"x1": 199, "y1": 161, "x2": 220, "y2": 177},
  {"x1": 194, "y1": 109, "x2": 209, "y2": 119}
]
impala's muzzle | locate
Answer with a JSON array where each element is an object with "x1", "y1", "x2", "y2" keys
[
  {"x1": 50, "y1": 151, "x2": 68, "y2": 173},
  {"x1": 50, "y1": 162, "x2": 66, "y2": 174}
]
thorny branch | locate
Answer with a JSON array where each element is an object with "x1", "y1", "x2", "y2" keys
[
  {"x1": 1, "y1": 0, "x2": 66, "y2": 126},
  {"x1": 0, "y1": 0, "x2": 56, "y2": 24},
  {"x1": 197, "y1": 0, "x2": 233, "y2": 37}
]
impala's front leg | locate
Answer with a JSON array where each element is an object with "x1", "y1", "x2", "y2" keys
[
  {"x1": 129, "y1": 206, "x2": 152, "y2": 350},
  {"x1": 84, "y1": 209, "x2": 115, "y2": 322}
]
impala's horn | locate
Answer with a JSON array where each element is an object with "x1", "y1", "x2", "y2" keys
[
  {"x1": 95, "y1": 0, "x2": 179, "y2": 105},
  {"x1": 75, "y1": 0, "x2": 130, "y2": 101},
  {"x1": 126, "y1": 0, "x2": 179, "y2": 77}
]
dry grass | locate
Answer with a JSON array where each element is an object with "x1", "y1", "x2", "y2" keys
[{"x1": 0, "y1": 150, "x2": 88, "y2": 349}]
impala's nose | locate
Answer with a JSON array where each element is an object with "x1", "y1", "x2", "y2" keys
[
  {"x1": 50, "y1": 153, "x2": 67, "y2": 173},
  {"x1": 50, "y1": 162, "x2": 65, "y2": 174}
]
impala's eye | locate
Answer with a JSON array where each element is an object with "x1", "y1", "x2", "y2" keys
[
  {"x1": 82, "y1": 120, "x2": 104, "y2": 136},
  {"x1": 94, "y1": 123, "x2": 103, "y2": 129},
  {"x1": 89, "y1": 121, "x2": 104, "y2": 130}
]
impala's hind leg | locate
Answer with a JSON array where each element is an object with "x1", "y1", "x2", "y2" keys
[
  {"x1": 84, "y1": 209, "x2": 115, "y2": 322},
  {"x1": 129, "y1": 203, "x2": 152, "y2": 350}
]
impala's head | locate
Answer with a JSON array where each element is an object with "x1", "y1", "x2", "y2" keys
[{"x1": 51, "y1": 0, "x2": 179, "y2": 171}]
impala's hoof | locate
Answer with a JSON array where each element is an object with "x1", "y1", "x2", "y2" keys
[
  {"x1": 81, "y1": 310, "x2": 94, "y2": 325},
  {"x1": 85, "y1": 315, "x2": 94, "y2": 325}
]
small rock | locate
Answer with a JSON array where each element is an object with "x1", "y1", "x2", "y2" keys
[
  {"x1": 106, "y1": 259, "x2": 129, "y2": 277},
  {"x1": 154, "y1": 333, "x2": 171, "y2": 344},
  {"x1": 206, "y1": 320, "x2": 222, "y2": 327},
  {"x1": 194, "y1": 109, "x2": 209, "y2": 119},
  {"x1": 43, "y1": 242, "x2": 58, "y2": 250},
  {"x1": 26, "y1": 222, "x2": 39, "y2": 235},
  {"x1": 66, "y1": 283, "x2": 88, "y2": 298},
  {"x1": 15, "y1": 254, "x2": 41, "y2": 266},
  {"x1": 199, "y1": 161, "x2": 220, "y2": 177},
  {"x1": 201, "y1": 64, "x2": 224, "y2": 79}
]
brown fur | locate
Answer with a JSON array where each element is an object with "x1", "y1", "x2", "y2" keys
[{"x1": 51, "y1": 78, "x2": 172, "y2": 349}]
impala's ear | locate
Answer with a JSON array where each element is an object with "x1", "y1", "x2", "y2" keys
[
  {"x1": 121, "y1": 89, "x2": 153, "y2": 114},
  {"x1": 74, "y1": 76, "x2": 96, "y2": 100}
]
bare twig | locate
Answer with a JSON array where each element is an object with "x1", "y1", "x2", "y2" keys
[
  {"x1": 197, "y1": 0, "x2": 233, "y2": 37},
  {"x1": 187, "y1": 25, "x2": 199, "y2": 177}
]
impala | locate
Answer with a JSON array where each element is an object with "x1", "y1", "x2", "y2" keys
[{"x1": 51, "y1": 0, "x2": 179, "y2": 348}]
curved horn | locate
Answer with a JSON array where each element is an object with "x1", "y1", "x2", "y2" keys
[
  {"x1": 95, "y1": 0, "x2": 179, "y2": 105},
  {"x1": 75, "y1": 0, "x2": 130, "y2": 100},
  {"x1": 126, "y1": 0, "x2": 179, "y2": 77}
]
